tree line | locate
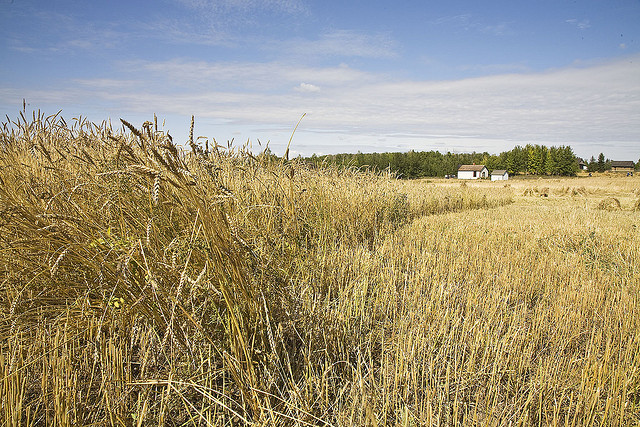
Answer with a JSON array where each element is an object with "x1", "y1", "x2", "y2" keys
[
  {"x1": 302, "y1": 144, "x2": 581, "y2": 179},
  {"x1": 582, "y1": 153, "x2": 637, "y2": 173}
]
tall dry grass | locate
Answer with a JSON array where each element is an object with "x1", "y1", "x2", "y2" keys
[{"x1": 1, "y1": 113, "x2": 638, "y2": 425}]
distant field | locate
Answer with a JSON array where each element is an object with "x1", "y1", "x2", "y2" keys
[{"x1": 1, "y1": 115, "x2": 639, "y2": 426}]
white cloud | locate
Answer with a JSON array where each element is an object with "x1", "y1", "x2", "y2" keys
[
  {"x1": 2, "y1": 55, "x2": 639, "y2": 158},
  {"x1": 295, "y1": 83, "x2": 320, "y2": 92},
  {"x1": 124, "y1": 59, "x2": 376, "y2": 91}
]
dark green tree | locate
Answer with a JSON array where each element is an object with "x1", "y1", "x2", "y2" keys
[
  {"x1": 557, "y1": 146, "x2": 578, "y2": 176},
  {"x1": 598, "y1": 153, "x2": 606, "y2": 172},
  {"x1": 546, "y1": 146, "x2": 558, "y2": 175}
]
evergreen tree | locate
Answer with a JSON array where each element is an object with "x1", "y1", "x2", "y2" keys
[
  {"x1": 546, "y1": 146, "x2": 559, "y2": 175},
  {"x1": 558, "y1": 146, "x2": 578, "y2": 176},
  {"x1": 598, "y1": 153, "x2": 606, "y2": 172},
  {"x1": 514, "y1": 146, "x2": 528, "y2": 174},
  {"x1": 504, "y1": 152, "x2": 516, "y2": 175}
]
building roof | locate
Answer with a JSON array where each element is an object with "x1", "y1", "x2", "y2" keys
[
  {"x1": 492, "y1": 170, "x2": 507, "y2": 175},
  {"x1": 458, "y1": 164, "x2": 487, "y2": 172},
  {"x1": 611, "y1": 161, "x2": 635, "y2": 168}
]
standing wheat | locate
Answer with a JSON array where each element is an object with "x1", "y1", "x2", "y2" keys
[{"x1": 153, "y1": 173, "x2": 161, "y2": 205}]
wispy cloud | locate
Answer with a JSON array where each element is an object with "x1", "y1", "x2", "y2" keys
[
  {"x1": 2, "y1": 0, "x2": 306, "y2": 54},
  {"x1": 2, "y1": 52, "x2": 638, "y2": 158},
  {"x1": 6, "y1": 55, "x2": 637, "y2": 144},
  {"x1": 175, "y1": 0, "x2": 308, "y2": 15},
  {"x1": 566, "y1": 19, "x2": 591, "y2": 30},
  {"x1": 271, "y1": 29, "x2": 398, "y2": 59},
  {"x1": 138, "y1": 1, "x2": 310, "y2": 48},
  {"x1": 139, "y1": 19, "x2": 234, "y2": 47},
  {"x1": 4, "y1": 8, "x2": 125, "y2": 54},
  {"x1": 458, "y1": 62, "x2": 531, "y2": 74},
  {"x1": 123, "y1": 59, "x2": 377, "y2": 91},
  {"x1": 171, "y1": 0, "x2": 309, "y2": 31},
  {"x1": 431, "y1": 14, "x2": 472, "y2": 27},
  {"x1": 74, "y1": 79, "x2": 142, "y2": 89},
  {"x1": 432, "y1": 14, "x2": 513, "y2": 36},
  {"x1": 479, "y1": 22, "x2": 512, "y2": 36}
]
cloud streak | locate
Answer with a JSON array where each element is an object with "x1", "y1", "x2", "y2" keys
[
  {"x1": 122, "y1": 59, "x2": 377, "y2": 91},
  {"x1": 268, "y1": 29, "x2": 398, "y2": 59},
  {"x1": 566, "y1": 19, "x2": 591, "y2": 30},
  {"x1": 431, "y1": 14, "x2": 513, "y2": 36},
  {"x1": 175, "y1": 0, "x2": 308, "y2": 15}
]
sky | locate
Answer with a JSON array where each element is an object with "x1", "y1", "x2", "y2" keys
[{"x1": 1, "y1": 0, "x2": 639, "y2": 160}]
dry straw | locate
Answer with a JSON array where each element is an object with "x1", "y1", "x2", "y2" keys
[
  {"x1": 1, "y1": 112, "x2": 638, "y2": 425},
  {"x1": 598, "y1": 197, "x2": 622, "y2": 211}
]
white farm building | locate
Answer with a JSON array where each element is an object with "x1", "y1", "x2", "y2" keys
[
  {"x1": 458, "y1": 164, "x2": 488, "y2": 180},
  {"x1": 491, "y1": 170, "x2": 509, "y2": 181}
]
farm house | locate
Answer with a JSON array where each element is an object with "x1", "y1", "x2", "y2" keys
[
  {"x1": 610, "y1": 161, "x2": 634, "y2": 173},
  {"x1": 491, "y1": 170, "x2": 509, "y2": 181},
  {"x1": 458, "y1": 164, "x2": 488, "y2": 180}
]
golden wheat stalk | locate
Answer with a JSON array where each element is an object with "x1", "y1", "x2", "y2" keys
[
  {"x1": 50, "y1": 247, "x2": 69, "y2": 277},
  {"x1": 128, "y1": 164, "x2": 159, "y2": 176},
  {"x1": 153, "y1": 173, "x2": 161, "y2": 205}
]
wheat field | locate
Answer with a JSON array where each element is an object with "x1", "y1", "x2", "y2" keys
[{"x1": 0, "y1": 113, "x2": 639, "y2": 426}]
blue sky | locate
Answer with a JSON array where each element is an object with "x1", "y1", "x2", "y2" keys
[{"x1": 1, "y1": 0, "x2": 639, "y2": 160}]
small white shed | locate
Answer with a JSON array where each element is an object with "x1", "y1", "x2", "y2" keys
[
  {"x1": 458, "y1": 164, "x2": 488, "y2": 180},
  {"x1": 491, "y1": 170, "x2": 509, "y2": 181}
]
